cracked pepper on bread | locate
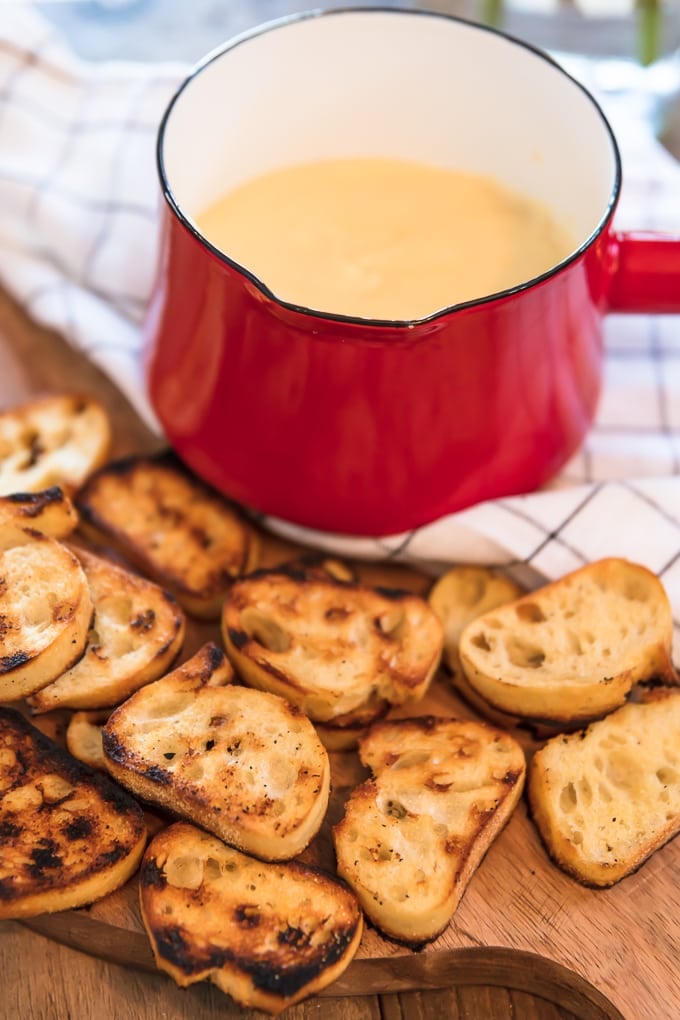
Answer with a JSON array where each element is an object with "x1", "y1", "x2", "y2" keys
[
  {"x1": 75, "y1": 451, "x2": 260, "y2": 619},
  {"x1": 0, "y1": 708, "x2": 146, "y2": 919},
  {"x1": 222, "y1": 566, "x2": 443, "y2": 735},
  {"x1": 528, "y1": 687, "x2": 680, "y2": 887},
  {"x1": 28, "y1": 545, "x2": 185, "y2": 713},
  {"x1": 139, "y1": 821, "x2": 363, "y2": 1016},
  {"x1": 333, "y1": 715, "x2": 525, "y2": 945},
  {"x1": 458, "y1": 558, "x2": 678, "y2": 724},
  {"x1": 0, "y1": 394, "x2": 111, "y2": 497},
  {"x1": 102, "y1": 643, "x2": 330, "y2": 861}
]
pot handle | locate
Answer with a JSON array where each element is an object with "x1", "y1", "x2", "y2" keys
[{"x1": 607, "y1": 230, "x2": 680, "y2": 313}]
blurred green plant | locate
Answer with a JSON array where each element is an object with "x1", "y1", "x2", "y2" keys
[{"x1": 635, "y1": 0, "x2": 662, "y2": 65}]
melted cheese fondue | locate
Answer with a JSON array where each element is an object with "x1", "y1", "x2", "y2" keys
[{"x1": 196, "y1": 157, "x2": 574, "y2": 320}]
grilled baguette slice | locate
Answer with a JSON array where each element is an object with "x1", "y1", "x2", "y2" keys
[
  {"x1": 333, "y1": 715, "x2": 525, "y2": 946},
  {"x1": 429, "y1": 566, "x2": 523, "y2": 685},
  {"x1": 0, "y1": 535, "x2": 93, "y2": 702},
  {"x1": 528, "y1": 687, "x2": 680, "y2": 887},
  {"x1": 102, "y1": 643, "x2": 330, "y2": 861},
  {"x1": 28, "y1": 546, "x2": 185, "y2": 712},
  {"x1": 458, "y1": 558, "x2": 678, "y2": 723},
  {"x1": 0, "y1": 487, "x2": 79, "y2": 550},
  {"x1": 66, "y1": 710, "x2": 110, "y2": 770},
  {"x1": 0, "y1": 394, "x2": 110, "y2": 496},
  {"x1": 140, "y1": 822, "x2": 362, "y2": 1015},
  {"x1": 76, "y1": 452, "x2": 260, "y2": 619},
  {"x1": 0, "y1": 708, "x2": 146, "y2": 918},
  {"x1": 222, "y1": 567, "x2": 443, "y2": 724}
]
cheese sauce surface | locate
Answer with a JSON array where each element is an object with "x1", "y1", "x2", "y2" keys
[{"x1": 196, "y1": 157, "x2": 574, "y2": 320}]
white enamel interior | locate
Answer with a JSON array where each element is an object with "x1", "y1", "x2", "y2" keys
[{"x1": 161, "y1": 9, "x2": 618, "y2": 261}]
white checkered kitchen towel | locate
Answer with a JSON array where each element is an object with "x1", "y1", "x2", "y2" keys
[{"x1": 2, "y1": 6, "x2": 680, "y2": 629}]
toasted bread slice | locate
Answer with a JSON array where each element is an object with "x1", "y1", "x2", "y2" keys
[
  {"x1": 429, "y1": 566, "x2": 523, "y2": 683},
  {"x1": 102, "y1": 643, "x2": 330, "y2": 861},
  {"x1": 66, "y1": 710, "x2": 110, "y2": 770},
  {"x1": 0, "y1": 536, "x2": 93, "y2": 702},
  {"x1": 0, "y1": 487, "x2": 79, "y2": 550},
  {"x1": 0, "y1": 394, "x2": 110, "y2": 496},
  {"x1": 75, "y1": 452, "x2": 260, "y2": 619},
  {"x1": 333, "y1": 716, "x2": 525, "y2": 945},
  {"x1": 314, "y1": 698, "x2": 391, "y2": 751},
  {"x1": 0, "y1": 708, "x2": 146, "y2": 918},
  {"x1": 458, "y1": 558, "x2": 678, "y2": 723},
  {"x1": 222, "y1": 567, "x2": 443, "y2": 723},
  {"x1": 28, "y1": 546, "x2": 185, "y2": 713},
  {"x1": 528, "y1": 687, "x2": 680, "y2": 887},
  {"x1": 140, "y1": 822, "x2": 362, "y2": 1015}
]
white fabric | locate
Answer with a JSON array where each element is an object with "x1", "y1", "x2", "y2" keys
[{"x1": 2, "y1": 7, "x2": 680, "y2": 638}]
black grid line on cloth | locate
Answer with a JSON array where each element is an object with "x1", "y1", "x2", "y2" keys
[
  {"x1": 619, "y1": 478, "x2": 680, "y2": 538},
  {"x1": 23, "y1": 279, "x2": 147, "y2": 330},
  {"x1": 80, "y1": 77, "x2": 165, "y2": 308},
  {"x1": 495, "y1": 487, "x2": 601, "y2": 568},
  {"x1": 0, "y1": 89, "x2": 172, "y2": 137},
  {"x1": 0, "y1": 32, "x2": 66, "y2": 112},
  {"x1": 0, "y1": 167, "x2": 156, "y2": 218},
  {"x1": 649, "y1": 317, "x2": 680, "y2": 474}
]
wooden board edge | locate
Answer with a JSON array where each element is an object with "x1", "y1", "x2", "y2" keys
[{"x1": 21, "y1": 914, "x2": 623, "y2": 1019}]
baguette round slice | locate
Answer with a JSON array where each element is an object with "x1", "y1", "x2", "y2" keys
[
  {"x1": 76, "y1": 451, "x2": 260, "y2": 619},
  {"x1": 333, "y1": 716, "x2": 525, "y2": 946},
  {"x1": 66, "y1": 710, "x2": 110, "y2": 771},
  {"x1": 458, "y1": 558, "x2": 678, "y2": 723},
  {"x1": 429, "y1": 565, "x2": 523, "y2": 682},
  {"x1": 528, "y1": 687, "x2": 680, "y2": 886},
  {"x1": 0, "y1": 708, "x2": 146, "y2": 919},
  {"x1": 0, "y1": 487, "x2": 79, "y2": 551},
  {"x1": 0, "y1": 536, "x2": 93, "y2": 702},
  {"x1": 28, "y1": 546, "x2": 186, "y2": 713},
  {"x1": 140, "y1": 822, "x2": 363, "y2": 1015},
  {"x1": 0, "y1": 394, "x2": 110, "y2": 496},
  {"x1": 103, "y1": 643, "x2": 330, "y2": 861},
  {"x1": 222, "y1": 567, "x2": 443, "y2": 723}
]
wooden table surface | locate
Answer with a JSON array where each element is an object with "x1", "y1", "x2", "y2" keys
[{"x1": 0, "y1": 287, "x2": 630, "y2": 1020}]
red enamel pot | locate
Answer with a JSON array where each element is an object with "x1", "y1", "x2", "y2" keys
[{"x1": 144, "y1": 7, "x2": 680, "y2": 537}]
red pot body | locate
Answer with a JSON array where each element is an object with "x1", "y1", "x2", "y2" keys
[
  {"x1": 145, "y1": 209, "x2": 609, "y2": 535},
  {"x1": 144, "y1": 9, "x2": 680, "y2": 536}
]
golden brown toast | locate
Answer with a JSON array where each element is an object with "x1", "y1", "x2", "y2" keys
[
  {"x1": 139, "y1": 821, "x2": 362, "y2": 1015},
  {"x1": 66, "y1": 710, "x2": 110, "y2": 771},
  {"x1": 0, "y1": 708, "x2": 146, "y2": 918},
  {"x1": 0, "y1": 487, "x2": 79, "y2": 550},
  {"x1": 458, "y1": 558, "x2": 678, "y2": 723},
  {"x1": 528, "y1": 686, "x2": 680, "y2": 887},
  {"x1": 222, "y1": 566, "x2": 443, "y2": 724},
  {"x1": 75, "y1": 452, "x2": 260, "y2": 619},
  {"x1": 429, "y1": 565, "x2": 523, "y2": 685},
  {"x1": 102, "y1": 643, "x2": 330, "y2": 861},
  {"x1": 333, "y1": 715, "x2": 525, "y2": 946},
  {"x1": 0, "y1": 394, "x2": 110, "y2": 496},
  {"x1": 28, "y1": 545, "x2": 185, "y2": 712},
  {"x1": 0, "y1": 535, "x2": 93, "y2": 702}
]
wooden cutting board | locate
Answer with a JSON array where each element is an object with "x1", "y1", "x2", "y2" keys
[
  {"x1": 0, "y1": 287, "x2": 675, "y2": 1020},
  {"x1": 20, "y1": 592, "x2": 680, "y2": 1020}
]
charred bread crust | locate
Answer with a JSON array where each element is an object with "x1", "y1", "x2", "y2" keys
[
  {"x1": 0, "y1": 708, "x2": 146, "y2": 918},
  {"x1": 333, "y1": 715, "x2": 525, "y2": 946},
  {"x1": 0, "y1": 535, "x2": 93, "y2": 702},
  {"x1": 0, "y1": 394, "x2": 111, "y2": 496},
  {"x1": 222, "y1": 567, "x2": 443, "y2": 723},
  {"x1": 75, "y1": 451, "x2": 260, "y2": 619},
  {"x1": 28, "y1": 545, "x2": 186, "y2": 713},
  {"x1": 102, "y1": 643, "x2": 330, "y2": 861},
  {"x1": 458, "y1": 558, "x2": 678, "y2": 723},
  {"x1": 527, "y1": 687, "x2": 680, "y2": 887},
  {"x1": 139, "y1": 821, "x2": 362, "y2": 1014}
]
